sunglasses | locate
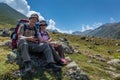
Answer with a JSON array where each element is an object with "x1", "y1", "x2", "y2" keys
[{"x1": 40, "y1": 24, "x2": 47, "y2": 26}]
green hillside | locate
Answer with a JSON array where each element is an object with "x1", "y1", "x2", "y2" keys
[
  {"x1": 0, "y1": 2, "x2": 120, "y2": 80},
  {"x1": 0, "y1": 3, "x2": 27, "y2": 28},
  {"x1": 88, "y1": 22, "x2": 120, "y2": 39},
  {"x1": 0, "y1": 32, "x2": 120, "y2": 80}
]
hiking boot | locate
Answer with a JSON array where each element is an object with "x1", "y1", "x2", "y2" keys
[
  {"x1": 45, "y1": 63, "x2": 61, "y2": 71},
  {"x1": 24, "y1": 61, "x2": 32, "y2": 72}
]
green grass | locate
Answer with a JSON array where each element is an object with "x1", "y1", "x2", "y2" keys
[
  {"x1": 0, "y1": 30, "x2": 120, "y2": 80},
  {"x1": 68, "y1": 53, "x2": 112, "y2": 80},
  {"x1": 51, "y1": 33, "x2": 120, "y2": 80},
  {"x1": 0, "y1": 24, "x2": 14, "y2": 29}
]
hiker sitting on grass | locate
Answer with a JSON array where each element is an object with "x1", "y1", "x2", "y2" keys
[
  {"x1": 38, "y1": 20, "x2": 67, "y2": 64},
  {"x1": 17, "y1": 13, "x2": 61, "y2": 72}
]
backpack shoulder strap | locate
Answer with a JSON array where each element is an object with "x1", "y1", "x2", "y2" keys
[
  {"x1": 23, "y1": 24, "x2": 38, "y2": 37},
  {"x1": 34, "y1": 25, "x2": 39, "y2": 37},
  {"x1": 23, "y1": 23, "x2": 28, "y2": 31}
]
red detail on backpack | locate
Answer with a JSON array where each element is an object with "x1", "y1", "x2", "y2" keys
[{"x1": 11, "y1": 19, "x2": 29, "y2": 50}]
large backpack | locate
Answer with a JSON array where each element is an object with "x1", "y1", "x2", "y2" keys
[{"x1": 11, "y1": 19, "x2": 29, "y2": 50}]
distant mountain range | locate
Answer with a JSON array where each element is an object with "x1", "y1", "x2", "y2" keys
[
  {"x1": 72, "y1": 29, "x2": 92, "y2": 35},
  {"x1": 0, "y1": 3, "x2": 27, "y2": 25},
  {"x1": 47, "y1": 29, "x2": 59, "y2": 33},
  {"x1": 87, "y1": 22, "x2": 120, "y2": 39},
  {"x1": 1, "y1": 3, "x2": 120, "y2": 39},
  {"x1": 72, "y1": 22, "x2": 120, "y2": 39}
]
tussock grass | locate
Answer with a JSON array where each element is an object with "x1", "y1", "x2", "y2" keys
[
  {"x1": 51, "y1": 33, "x2": 120, "y2": 80},
  {"x1": 0, "y1": 30, "x2": 120, "y2": 80}
]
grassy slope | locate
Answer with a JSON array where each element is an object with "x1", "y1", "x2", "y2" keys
[
  {"x1": 0, "y1": 3, "x2": 27, "y2": 29},
  {"x1": 0, "y1": 31, "x2": 120, "y2": 80},
  {"x1": 0, "y1": 24, "x2": 14, "y2": 29},
  {"x1": 88, "y1": 22, "x2": 120, "y2": 39},
  {"x1": 0, "y1": 3, "x2": 27, "y2": 25},
  {"x1": 51, "y1": 33, "x2": 120, "y2": 80}
]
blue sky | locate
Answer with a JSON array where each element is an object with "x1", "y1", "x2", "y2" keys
[
  {"x1": 1, "y1": 0, "x2": 120, "y2": 33},
  {"x1": 27, "y1": 0, "x2": 120, "y2": 32}
]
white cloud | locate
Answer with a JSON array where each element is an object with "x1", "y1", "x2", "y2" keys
[
  {"x1": 92, "y1": 22, "x2": 103, "y2": 28},
  {"x1": 81, "y1": 22, "x2": 102, "y2": 32},
  {"x1": 0, "y1": 0, "x2": 29, "y2": 15},
  {"x1": 81, "y1": 24, "x2": 93, "y2": 32},
  {"x1": 0, "y1": 0, "x2": 72, "y2": 33},
  {"x1": 47, "y1": 21, "x2": 102, "y2": 33},
  {"x1": 47, "y1": 19, "x2": 56, "y2": 30},
  {"x1": 47, "y1": 19, "x2": 73, "y2": 34},
  {"x1": 110, "y1": 17, "x2": 115, "y2": 23},
  {"x1": 0, "y1": 0, "x2": 103, "y2": 34},
  {"x1": 0, "y1": 0, "x2": 44, "y2": 20}
]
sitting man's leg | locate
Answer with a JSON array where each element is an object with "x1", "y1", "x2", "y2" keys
[
  {"x1": 17, "y1": 38, "x2": 32, "y2": 72},
  {"x1": 49, "y1": 44, "x2": 66, "y2": 66},
  {"x1": 54, "y1": 45, "x2": 67, "y2": 64},
  {"x1": 28, "y1": 42, "x2": 61, "y2": 71},
  {"x1": 54, "y1": 45, "x2": 65, "y2": 58}
]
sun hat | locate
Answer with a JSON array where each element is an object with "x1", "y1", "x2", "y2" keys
[
  {"x1": 29, "y1": 13, "x2": 39, "y2": 21},
  {"x1": 39, "y1": 20, "x2": 48, "y2": 26}
]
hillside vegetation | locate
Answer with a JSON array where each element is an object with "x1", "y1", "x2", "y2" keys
[
  {"x1": 0, "y1": 30, "x2": 120, "y2": 80},
  {"x1": 0, "y1": 2, "x2": 120, "y2": 80},
  {"x1": 72, "y1": 22, "x2": 120, "y2": 39},
  {"x1": 0, "y1": 3, "x2": 27, "y2": 27},
  {"x1": 87, "y1": 22, "x2": 120, "y2": 39}
]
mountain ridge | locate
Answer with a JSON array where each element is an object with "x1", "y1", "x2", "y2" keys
[
  {"x1": 0, "y1": 2, "x2": 120, "y2": 80},
  {"x1": 0, "y1": 3, "x2": 27, "y2": 25},
  {"x1": 1, "y1": 2, "x2": 120, "y2": 39},
  {"x1": 72, "y1": 29, "x2": 92, "y2": 35},
  {"x1": 87, "y1": 22, "x2": 120, "y2": 39},
  {"x1": 72, "y1": 22, "x2": 120, "y2": 39}
]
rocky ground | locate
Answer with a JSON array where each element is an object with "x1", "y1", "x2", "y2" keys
[{"x1": 0, "y1": 31, "x2": 120, "y2": 80}]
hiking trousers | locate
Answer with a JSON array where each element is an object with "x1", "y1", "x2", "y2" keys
[
  {"x1": 54, "y1": 45, "x2": 65, "y2": 58},
  {"x1": 49, "y1": 44, "x2": 61, "y2": 62},
  {"x1": 17, "y1": 38, "x2": 55, "y2": 63}
]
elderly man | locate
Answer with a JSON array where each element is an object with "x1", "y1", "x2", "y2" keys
[{"x1": 17, "y1": 13, "x2": 61, "y2": 72}]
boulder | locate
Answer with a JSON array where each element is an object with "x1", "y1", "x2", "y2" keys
[
  {"x1": 116, "y1": 43, "x2": 120, "y2": 46},
  {"x1": 116, "y1": 49, "x2": 120, "y2": 53},
  {"x1": 65, "y1": 57, "x2": 72, "y2": 62},
  {"x1": 0, "y1": 30, "x2": 10, "y2": 37},
  {"x1": 107, "y1": 59, "x2": 120, "y2": 66},
  {"x1": 3, "y1": 40, "x2": 12, "y2": 48},
  {"x1": 65, "y1": 61, "x2": 90, "y2": 80},
  {"x1": 60, "y1": 41, "x2": 74, "y2": 54},
  {"x1": 6, "y1": 49, "x2": 47, "y2": 67},
  {"x1": 6, "y1": 51, "x2": 17, "y2": 63},
  {"x1": 59, "y1": 37, "x2": 68, "y2": 42},
  {"x1": 66, "y1": 61, "x2": 78, "y2": 70}
]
